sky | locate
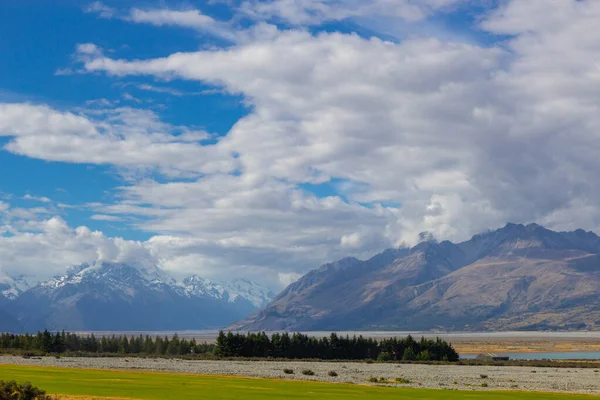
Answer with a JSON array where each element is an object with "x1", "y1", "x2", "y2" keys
[{"x1": 1, "y1": 0, "x2": 600, "y2": 288}]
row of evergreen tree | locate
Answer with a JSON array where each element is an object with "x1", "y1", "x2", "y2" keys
[
  {"x1": 215, "y1": 332, "x2": 459, "y2": 361},
  {"x1": 0, "y1": 330, "x2": 459, "y2": 361},
  {"x1": 0, "y1": 331, "x2": 213, "y2": 356}
]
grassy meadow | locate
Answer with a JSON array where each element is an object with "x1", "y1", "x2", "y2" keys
[{"x1": 0, "y1": 364, "x2": 597, "y2": 400}]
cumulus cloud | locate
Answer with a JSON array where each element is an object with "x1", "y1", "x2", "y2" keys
[
  {"x1": 0, "y1": 103, "x2": 232, "y2": 177},
  {"x1": 76, "y1": 0, "x2": 600, "y2": 246},
  {"x1": 0, "y1": 217, "x2": 154, "y2": 280},
  {"x1": 5, "y1": 0, "x2": 600, "y2": 288},
  {"x1": 93, "y1": 174, "x2": 397, "y2": 284}
]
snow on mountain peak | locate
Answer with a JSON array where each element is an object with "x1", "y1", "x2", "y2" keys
[
  {"x1": 28, "y1": 262, "x2": 274, "y2": 309},
  {"x1": 181, "y1": 276, "x2": 275, "y2": 308},
  {"x1": 0, "y1": 272, "x2": 33, "y2": 300},
  {"x1": 40, "y1": 261, "x2": 175, "y2": 291}
]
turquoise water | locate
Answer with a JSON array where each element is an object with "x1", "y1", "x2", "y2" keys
[{"x1": 461, "y1": 351, "x2": 600, "y2": 360}]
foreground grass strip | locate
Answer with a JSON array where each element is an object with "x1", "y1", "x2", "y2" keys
[{"x1": 0, "y1": 365, "x2": 596, "y2": 400}]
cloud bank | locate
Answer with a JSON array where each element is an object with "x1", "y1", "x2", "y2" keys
[{"x1": 3, "y1": 0, "x2": 600, "y2": 288}]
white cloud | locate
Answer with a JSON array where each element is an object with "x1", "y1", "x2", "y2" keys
[
  {"x1": 76, "y1": 43, "x2": 103, "y2": 57},
  {"x1": 88, "y1": 174, "x2": 397, "y2": 284},
  {"x1": 85, "y1": 98, "x2": 118, "y2": 107},
  {"x1": 6, "y1": 0, "x2": 600, "y2": 289},
  {"x1": 278, "y1": 272, "x2": 302, "y2": 286},
  {"x1": 137, "y1": 84, "x2": 184, "y2": 96},
  {"x1": 85, "y1": 1, "x2": 115, "y2": 19},
  {"x1": 0, "y1": 103, "x2": 229, "y2": 177},
  {"x1": 121, "y1": 92, "x2": 142, "y2": 103},
  {"x1": 239, "y1": 0, "x2": 467, "y2": 25},
  {"x1": 23, "y1": 195, "x2": 52, "y2": 203},
  {"x1": 54, "y1": 68, "x2": 75, "y2": 76},
  {"x1": 75, "y1": 1, "x2": 600, "y2": 249},
  {"x1": 90, "y1": 214, "x2": 124, "y2": 222},
  {"x1": 84, "y1": 4, "x2": 282, "y2": 44},
  {"x1": 128, "y1": 8, "x2": 239, "y2": 42},
  {"x1": 0, "y1": 216, "x2": 155, "y2": 280}
]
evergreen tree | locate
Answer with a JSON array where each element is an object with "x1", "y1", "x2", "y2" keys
[{"x1": 402, "y1": 347, "x2": 416, "y2": 361}]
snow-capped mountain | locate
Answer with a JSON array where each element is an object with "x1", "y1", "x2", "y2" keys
[
  {"x1": 181, "y1": 276, "x2": 275, "y2": 309},
  {"x1": 1, "y1": 261, "x2": 276, "y2": 332},
  {"x1": 38, "y1": 262, "x2": 175, "y2": 294},
  {"x1": 0, "y1": 272, "x2": 32, "y2": 301}
]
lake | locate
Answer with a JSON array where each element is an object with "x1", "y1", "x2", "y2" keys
[{"x1": 461, "y1": 351, "x2": 600, "y2": 360}]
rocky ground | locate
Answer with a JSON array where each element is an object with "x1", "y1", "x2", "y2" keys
[{"x1": 2, "y1": 356, "x2": 600, "y2": 394}]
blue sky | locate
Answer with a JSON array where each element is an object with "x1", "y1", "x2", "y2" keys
[{"x1": 1, "y1": 0, "x2": 599, "y2": 287}]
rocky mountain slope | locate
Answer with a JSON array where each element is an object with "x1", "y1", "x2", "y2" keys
[
  {"x1": 1, "y1": 262, "x2": 274, "y2": 333},
  {"x1": 231, "y1": 224, "x2": 600, "y2": 331}
]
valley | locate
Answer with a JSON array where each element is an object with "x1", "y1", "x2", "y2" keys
[
  {"x1": 3, "y1": 223, "x2": 600, "y2": 337},
  {"x1": 2, "y1": 358, "x2": 600, "y2": 396}
]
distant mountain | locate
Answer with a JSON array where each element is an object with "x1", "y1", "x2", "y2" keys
[
  {"x1": 0, "y1": 272, "x2": 32, "y2": 301},
  {"x1": 0, "y1": 309, "x2": 21, "y2": 332},
  {"x1": 2, "y1": 262, "x2": 274, "y2": 333},
  {"x1": 182, "y1": 276, "x2": 275, "y2": 309},
  {"x1": 230, "y1": 223, "x2": 600, "y2": 331}
]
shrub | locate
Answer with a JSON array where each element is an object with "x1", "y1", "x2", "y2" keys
[
  {"x1": 283, "y1": 368, "x2": 294, "y2": 374},
  {"x1": 481, "y1": 383, "x2": 488, "y2": 388},
  {"x1": 395, "y1": 377, "x2": 411, "y2": 384},
  {"x1": 0, "y1": 380, "x2": 52, "y2": 400},
  {"x1": 301, "y1": 369, "x2": 315, "y2": 376},
  {"x1": 328, "y1": 371, "x2": 338, "y2": 377},
  {"x1": 367, "y1": 377, "x2": 379, "y2": 383},
  {"x1": 480, "y1": 374, "x2": 488, "y2": 379},
  {"x1": 378, "y1": 377, "x2": 387, "y2": 382},
  {"x1": 377, "y1": 352, "x2": 393, "y2": 362}
]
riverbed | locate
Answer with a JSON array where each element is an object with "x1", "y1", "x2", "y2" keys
[{"x1": 2, "y1": 356, "x2": 600, "y2": 394}]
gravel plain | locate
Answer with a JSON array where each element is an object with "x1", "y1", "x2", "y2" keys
[{"x1": 2, "y1": 356, "x2": 600, "y2": 394}]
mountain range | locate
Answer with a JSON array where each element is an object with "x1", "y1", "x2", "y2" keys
[
  {"x1": 3, "y1": 223, "x2": 600, "y2": 333},
  {"x1": 0, "y1": 262, "x2": 275, "y2": 333},
  {"x1": 231, "y1": 223, "x2": 600, "y2": 331}
]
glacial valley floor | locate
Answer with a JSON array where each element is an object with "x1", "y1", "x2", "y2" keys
[{"x1": 1, "y1": 356, "x2": 600, "y2": 395}]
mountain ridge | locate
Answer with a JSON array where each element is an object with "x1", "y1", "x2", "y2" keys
[
  {"x1": 230, "y1": 223, "x2": 600, "y2": 331},
  {"x1": 0, "y1": 262, "x2": 275, "y2": 333}
]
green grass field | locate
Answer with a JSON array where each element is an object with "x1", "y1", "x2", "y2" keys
[{"x1": 0, "y1": 365, "x2": 596, "y2": 400}]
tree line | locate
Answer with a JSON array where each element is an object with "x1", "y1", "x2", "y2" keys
[
  {"x1": 0, "y1": 330, "x2": 459, "y2": 361},
  {"x1": 0, "y1": 331, "x2": 213, "y2": 356},
  {"x1": 215, "y1": 332, "x2": 459, "y2": 361}
]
